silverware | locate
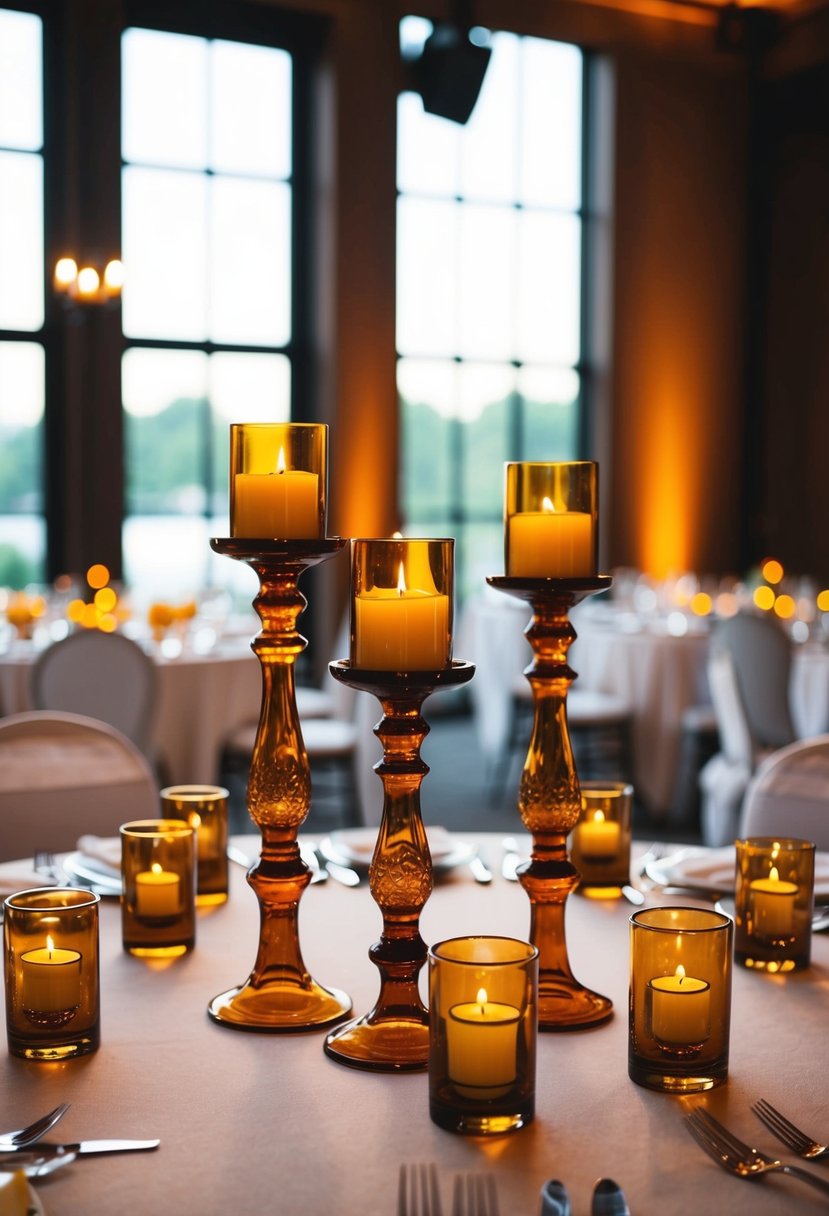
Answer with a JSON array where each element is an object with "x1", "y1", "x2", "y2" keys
[
  {"x1": 0, "y1": 1150, "x2": 77, "y2": 1178},
  {"x1": 33, "y1": 850, "x2": 61, "y2": 883},
  {"x1": 0, "y1": 1104, "x2": 71, "y2": 1150},
  {"x1": 684, "y1": 1107, "x2": 829, "y2": 1198},
  {"x1": 468, "y1": 853, "x2": 493, "y2": 884},
  {"x1": 501, "y1": 837, "x2": 524, "y2": 881},
  {"x1": 620, "y1": 884, "x2": 645, "y2": 906},
  {"x1": 591, "y1": 1178, "x2": 630, "y2": 1215},
  {"x1": 227, "y1": 845, "x2": 327, "y2": 885},
  {"x1": 316, "y1": 851, "x2": 361, "y2": 887},
  {"x1": 398, "y1": 1163, "x2": 443, "y2": 1216},
  {"x1": 752, "y1": 1098, "x2": 828, "y2": 1160},
  {"x1": 0, "y1": 1138, "x2": 159, "y2": 1162},
  {"x1": 451, "y1": 1172, "x2": 500, "y2": 1216},
  {"x1": 540, "y1": 1178, "x2": 571, "y2": 1216}
]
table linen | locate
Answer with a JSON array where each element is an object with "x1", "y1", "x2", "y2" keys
[{"x1": 1, "y1": 834, "x2": 827, "y2": 1215}]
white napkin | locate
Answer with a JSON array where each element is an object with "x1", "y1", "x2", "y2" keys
[
  {"x1": 0, "y1": 869, "x2": 54, "y2": 898},
  {"x1": 75, "y1": 834, "x2": 122, "y2": 876}
]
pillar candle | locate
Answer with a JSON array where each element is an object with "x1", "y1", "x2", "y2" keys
[
  {"x1": 135, "y1": 863, "x2": 181, "y2": 919},
  {"x1": 576, "y1": 810, "x2": 620, "y2": 861},
  {"x1": 233, "y1": 447, "x2": 320, "y2": 538},
  {"x1": 20, "y1": 936, "x2": 82, "y2": 1013},
  {"x1": 507, "y1": 499, "x2": 593, "y2": 577},
  {"x1": 648, "y1": 966, "x2": 710, "y2": 1046},
  {"x1": 354, "y1": 564, "x2": 449, "y2": 670},
  {"x1": 750, "y1": 866, "x2": 798, "y2": 938},
  {"x1": 447, "y1": 988, "x2": 520, "y2": 1097}
]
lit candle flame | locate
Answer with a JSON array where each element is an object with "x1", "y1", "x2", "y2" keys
[
  {"x1": 769, "y1": 865, "x2": 780, "y2": 883},
  {"x1": 476, "y1": 987, "x2": 488, "y2": 1013},
  {"x1": 151, "y1": 862, "x2": 163, "y2": 876},
  {"x1": 592, "y1": 810, "x2": 605, "y2": 825},
  {"x1": 675, "y1": 965, "x2": 686, "y2": 984},
  {"x1": 541, "y1": 496, "x2": 555, "y2": 513},
  {"x1": 396, "y1": 562, "x2": 406, "y2": 596},
  {"x1": 276, "y1": 447, "x2": 286, "y2": 475},
  {"x1": 46, "y1": 935, "x2": 55, "y2": 956}
]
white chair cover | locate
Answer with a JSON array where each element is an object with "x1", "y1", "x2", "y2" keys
[
  {"x1": 712, "y1": 612, "x2": 795, "y2": 749},
  {"x1": 0, "y1": 710, "x2": 159, "y2": 862},
  {"x1": 739, "y1": 734, "x2": 829, "y2": 850},
  {"x1": 699, "y1": 648, "x2": 756, "y2": 846},
  {"x1": 31, "y1": 630, "x2": 158, "y2": 756}
]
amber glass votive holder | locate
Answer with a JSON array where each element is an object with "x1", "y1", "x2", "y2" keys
[
  {"x1": 350, "y1": 538, "x2": 453, "y2": 671},
  {"x1": 735, "y1": 837, "x2": 814, "y2": 972},
  {"x1": 229, "y1": 422, "x2": 327, "y2": 539},
  {"x1": 429, "y1": 936, "x2": 538, "y2": 1135},
  {"x1": 4, "y1": 888, "x2": 100, "y2": 1060},
  {"x1": 570, "y1": 781, "x2": 633, "y2": 897},
  {"x1": 161, "y1": 785, "x2": 229, "y2": 907},
  {"x1": 629, "y1": 907, "x2": 732, "y2": 1093},
  {"x1": 121, "y1": 820, "x2": 196, "y2": 958},
  {"x1": 504, "y1": 461, "x2": 598, "y2": 578}
]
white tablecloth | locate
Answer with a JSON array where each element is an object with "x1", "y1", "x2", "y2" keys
[
  {"x1": 0, "y1": 639, "x2": 261, "y2": 785},
  {"x1": 1, "y1": 834, "x2": 827, "y2": 1215}
]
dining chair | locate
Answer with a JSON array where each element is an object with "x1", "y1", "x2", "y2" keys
[
  {"x1": 698, "y1": 647, "x2": 774, "y2": 846},
  {"x1": 0, "y1": 710, "x2": 159, "y2": 862},
  {"x1": 739, "y1": 734, "x2": 829, "y2": 850},
  {"x1": 30, "y1": 630, "x2": 159, "y2": 760},
  {"x1": 712, "y1": 612, "x2": 796, "y2": 749}
]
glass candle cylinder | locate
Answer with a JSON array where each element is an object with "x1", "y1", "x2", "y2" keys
[
  {"x1": 429, "y1": 936, "x2": 538, "y2": 1135},
  {"x1": 629, "y1": 907, "x2": 732, "y2": 1093},
  {"x1": 735, "y1": 837, "x2": 814, "y2": 972},
  {"x1": 504, "y1": 461, "x2": 598, "y2": 578},
  {"x1": 570, "y1": 781, "x2": 633, "y2": 897},
  {"x1": 161, "y1": 785, "x2": 229, "y2": 907},
  {"x1": 120, "y1": 820, "x2": 197, "y2": 958},
  {"x1": 229, "y1": 423, "x2": 327, "y2": 539},
  {"x1": 4, "y1": 888, "x2": 100, "y2": 1060},
  {"x1": 350, "y1": 538, "x2": 453, "y2": 671}
]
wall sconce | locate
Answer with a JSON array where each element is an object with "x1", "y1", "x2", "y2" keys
[{"x1": 54, "y1": 256, "x2": 124, "y2": 305}]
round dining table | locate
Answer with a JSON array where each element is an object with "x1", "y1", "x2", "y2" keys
[{"x1": 1, "y1": 833, "x2": 827, "y2": 1215}]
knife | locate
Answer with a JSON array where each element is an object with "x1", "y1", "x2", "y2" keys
[{"x1": 0, "y1": 1138, "x2": 160, "y2": 1160}]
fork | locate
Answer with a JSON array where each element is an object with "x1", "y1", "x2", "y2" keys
[
  {"x1": 0, "y1": 1103, "x2": 71, "y2": 1150},
  {"x1": 398, "y1": 1163, "x2": 443, "y2": 1216},
  {"x1": 684, "y1": 1107, "x2": 829, "y2": 1198},
  {"x1": 752, "y1": 1098, "x2": 828, "y2": 1161},
  {"x1": 33, "y1": 850, "x2": 61, "y2": 882},
  {"x1": 451, "y1": 1173, "x2": 500, "y2": 1216}
]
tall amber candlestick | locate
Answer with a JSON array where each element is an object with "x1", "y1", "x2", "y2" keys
[
  {"x1": 207, "y1": 538, "x2": 351, "y2": 1031},
  {"x1": 487, "y1": 574, "x2": 613, "y2": 1030},
  {"x1": 323, "y1": 660, "x2": 474, "y2": 1070}
]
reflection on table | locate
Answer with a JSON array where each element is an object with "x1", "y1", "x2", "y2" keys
[{"x1": 0, "y1": 834, "x2": 825, "y2": 1216}]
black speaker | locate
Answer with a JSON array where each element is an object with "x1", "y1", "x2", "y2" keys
[{"x1": 410, "y1": 24, "x2": 492, "y2": 125}]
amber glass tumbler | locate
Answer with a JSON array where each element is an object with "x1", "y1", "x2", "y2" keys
[
  {"x1": 121, "y1": 820, "x2": 196, "y2": 957},
  {"x1": 4, "y1": 887, "x2": 100, "y2": 1060},
  {"x1": 629, "y1": 907, "x2": 732, "y2": 1093},
  {"x1": 350, "y1": 538, "x2": 454, "y2": 671},
  {"x1": 229, "y1": 422, "x2": 327, "y2": 539},
  {"x1": 429, "y1": 936, "x2": 538, "y2": 1134},
  {"x1": 570, "y1": 781, "x2": 633, "y2": 897},
  {"x1": 504, "y1": 461, "x2": 598, "y2": 578},
  {"x1": 161, "y1": 785, "x2": 229, "y2": 906},
  {"x1": 735, "y1": 837, "x2": 814, "y2": 972}
]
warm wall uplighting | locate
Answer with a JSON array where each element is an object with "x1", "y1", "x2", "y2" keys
[{"x1": 54, "y1": 257, "x2": 124, "y2": 306}]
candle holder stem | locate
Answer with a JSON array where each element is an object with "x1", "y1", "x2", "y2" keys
[
  {"x1": 488, "y1": 575, "x2": 613, "y2": 1030},
  {"x1": 324, "y1": 661, "x2": 474, "y2": 1070},
  {"x1": 207, "y1": 539, "x2": 351, "y2": 1031}
]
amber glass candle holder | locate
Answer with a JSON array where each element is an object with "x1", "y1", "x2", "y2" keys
[
  {"x1": 570, "y1": 781, "x2": 633, "y2": 898},
  {"x1": 350, "y1": 538, "x2": 453, "y2": 671},
  {"x1": 4, "y1": 888, "x2": 100, "y2": 1060},
  {"x1": 230, "y1": 422, "x2": 326, "y2": 539},
  {"x1": 504, "y1": 461, "x2": 597, "y2": 578},
  {"x1": 428, "y1": 936, "x2": 538, "y2": 1135},
  {"x1": 161, "y1": 785, "x2": 230, "y2": 907},
  {"x1": 121, "y1": 820, "x2": 196, "y2": 958},
  {"x1": 735, "y1": 837, "x2": 814, "y2": 972},
  {"x1": 629, "y1": 907, "x2": 732, "y2": 1093}
]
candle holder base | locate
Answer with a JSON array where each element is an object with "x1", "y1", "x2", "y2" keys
[
  {"x1": 207, "y1": 537, "x2": 352, "y2": 1033},
  {"x1": 488, "y1": 575, "x2": 613, "y2": 1032},
  {"x1": 322, "y1": 660, "x2": 475, "y2": 1071}
]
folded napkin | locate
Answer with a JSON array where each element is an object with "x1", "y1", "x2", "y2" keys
[
  {"x1": 540, "y1": 1179, "x2": 571, "y2": 1216},
  {"x1": 76, "y1": 834, "x2": 122, "y2": 876},
  {"x1": 0, "y1": 869, "x2": 55, "y2": 898}
]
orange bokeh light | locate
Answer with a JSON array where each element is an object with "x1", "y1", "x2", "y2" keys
[
  {"x1": 753, "y1": 585, "x2": 775, "y2": 611},
  {"x1": 86, "y1": 564, "x2": 110, "y2": 590},
  {"x1": 94, "y1": 587, "x2": 117, "y2": 613},
  {"x1": 774, "y1": 594, "x2": 795, "y2": 619},
  {"x1": 761, "y1": 559, "x2": 784, "y2": 585}
]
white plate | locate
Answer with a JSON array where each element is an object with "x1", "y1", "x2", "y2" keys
[
  {"x1": 61, "y1": 852, "x2": 122, "y2": 896},
  {"x1": 319, "y1": 828, "x2": 474, "y2": 872},
  {"x1": 647, "y1": 846, "x2": 829, "y2": 899}
]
